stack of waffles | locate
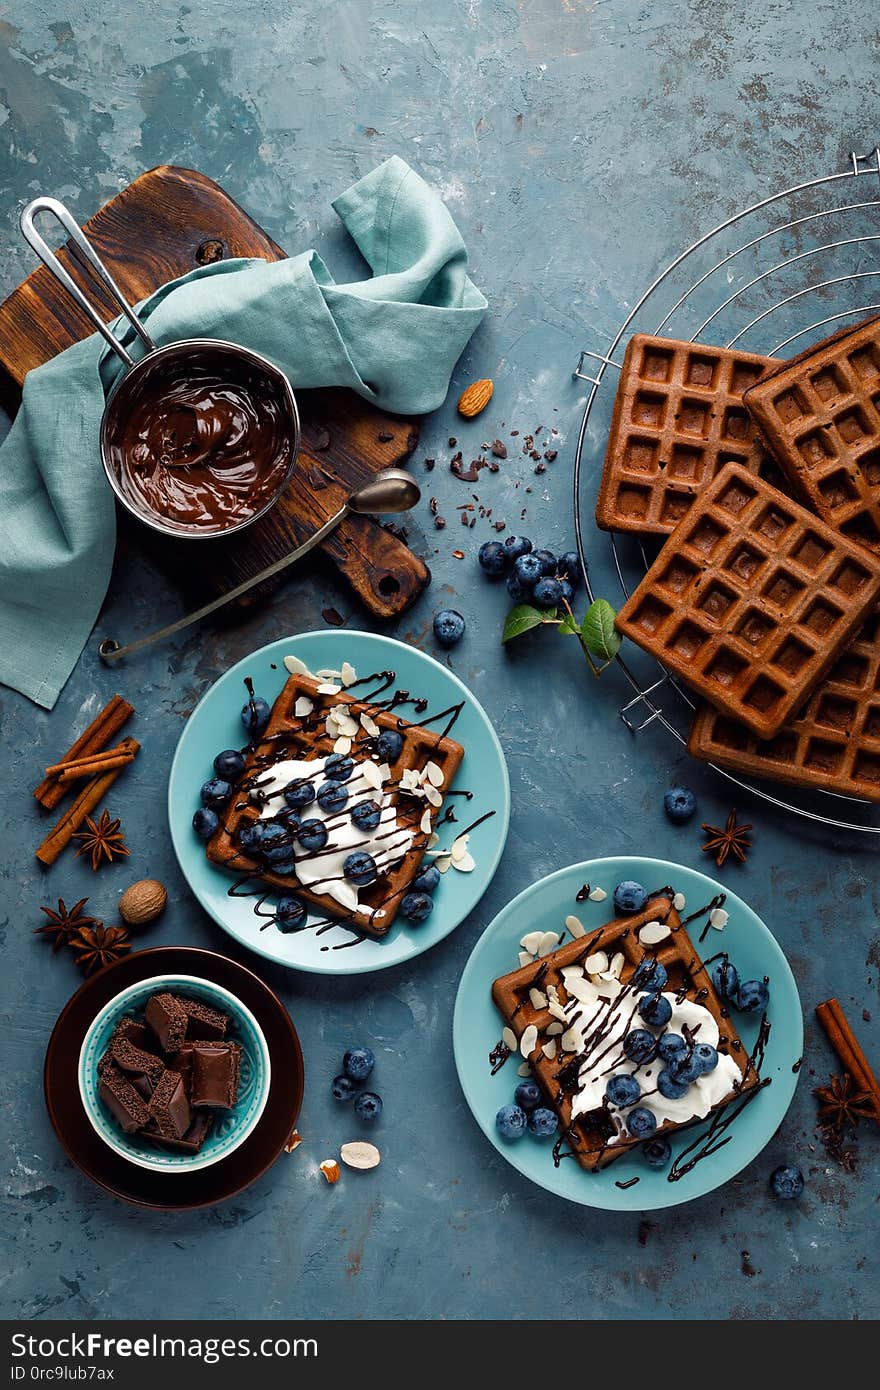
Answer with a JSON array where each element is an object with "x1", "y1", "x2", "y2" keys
[{"x1": 596, "y1": 320, "x2": 880, "y2": 802}]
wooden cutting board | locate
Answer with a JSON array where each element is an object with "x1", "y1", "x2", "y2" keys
[{"x1": 0, "y1": 165, "x2": 429, "y2": 617}]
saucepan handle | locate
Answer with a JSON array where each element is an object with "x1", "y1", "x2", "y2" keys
[{"x1": 20, "y1": 196, "x2": 157, "y2": 370}]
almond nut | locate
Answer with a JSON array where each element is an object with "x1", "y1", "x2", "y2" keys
[
  {"x1": 457, "y1": 378, "x2": 493, "y2": 418},
  {"x1": 118, "y1": 878, "x2": 167, "y2": 927},
  {"x1": 340, "y1": 1141, "x2": 381, "y2": 1171},
  {"x1": 284, "y1": 1129, "x2": 304, "y2": 1153},
  {"x1": 319, "y1": 1158, "x2": 340, "y2": 1184}
]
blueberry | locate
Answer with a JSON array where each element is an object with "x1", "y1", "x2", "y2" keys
[
  {"x1": 376, "y1": 729, "x2": 404, "y2": 763},
  {"x1": 663, "y1": 785, "x2": 697, "y2": 824},
  {"x1": 275, "y1": 806, "x2": 301, "y2": 833},
  {"x1": 605, "y1": 1074, "x2": 642, "y2": 1109},
  {"x1": 514, "y1": 1079, "x2": 542, "y2": 1112},
  {"x1": 528, "y1": 1107, "x2": 559, "y2": 1138},
  {"x1": 657, "y1": 1067, "x2": 690, "y2": 1100},
  {"x1": 276, "y1": 896, "x2": 307, "y2": 932},
  {"x1": 200, "y1": 777, "x2": 231, "y2": 809},
  {"x1": 770, "y1": 1164, "x2": 804, "y2": 1200},
  {"x1": 270, "y1": 860, "x2": 297, "y2": 877},
  {"x1": 297, "y1": 818, "x2": 329, "y2": 853},
  {"x1": 642, "y1": 1137, "x2": 672, "y2": 1169},
  {"x1": 613, "y1": 880, "x2": 648, "y2": 914},
  {"x1": 213, "y1": 749, "x2": 246, "y2": 780},
  {"x1": 495, "y1": 1104, "x2": 528, "y2": 1140},
  {"x1": 711, "y1": 959, "x2": 741, "y2": 1004},
  {"x1": 192, "y1": 807, "x2": 219, "y2": 840},
  {"x1": 658, "y1": 1032, "x2": 688, "y2": 1064},
  {"x1": 693, "y1": 1043, "x2": 719, "y2": 1074},
  {"x1": 433, "y1": 609, "x2": 466, "y2": 647},
  {"x1": 506, "y1": 571, "x2": 531, "y2": 602},
  {"x1": 354, "y1": 1091, "x2": 383, "y2": 1122},
  {"x1": 557, "y1": 578, "x2": 574, "y2": 604},
  {"x1": 284, "y1": 778, "x2": 316, "y2": 809},
  {"x1": 533, "y1": 549, "x2": 557, "y2": 576},
  {"x1": 632, "y1": 957, "x2": 668, "y2": 991},
  {"x1": 514, "y1": 553, "x2": 543, "y2": 587},
  {"x1": 638, "y1": 993, "x2": 673, "y2": 1028},
  {"x1": 533, "y1": 577, "x2": 564, "y2": 609},
  {"x1": 351, "y1": 799, "x2": 382, "y2": 831},
  {"x1": 736, "y1": 978, "x2": 770, "y2": 1013},
  {"x1": 623, "y1": 1028, "x2": 657, "y2": 1065},
  {"x1": 478, "y1": 540, "x2": 510, "y2": 577},
  {"x1": 401, "y1": 891, "x2": 433, "y2": 924},
  {"x1": 241, "y1": 696, "x2": 270, "y2": 736},
  {"x1": 257, "y1": 822, "x2": 291, "y2": 857},
  {"x1": 238, "y1": 821, "x2": 266, "y2": 853},
  {"x1": 324, "y1": 754, "x2": 354, "y2": 782},
  {"x1": 332, "y1": 1074, "x2": 358, "y2": 1102},
  {"x1": 557, "y1": 551, "x2": 581, "y2": 587},
  {"x1": 671, "y1": 1053, "x2": 703, "y2": 1085},
  {"x1": 343, "y1": 1047, "x2": 375, "y2": 1082},
  {"x1": 317, "y1": 780, "x2": 349, "y2": 813},
  {"x1": 626, "y1": 1107, "x2": 657, "y2": 1139},
  {"x1": 413, "y1": 864, "x2": 440, "y2": 894},
  {"x1": 502, "y1": 535, "x2": 533, "y2": 562},
  {"x1": 344, "y1": 851, "x2": 377, "y2": 886}
]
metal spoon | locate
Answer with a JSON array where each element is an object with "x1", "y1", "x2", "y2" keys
[{"x1": 98, "y1": 467, "x2": 421, "y2": 664}]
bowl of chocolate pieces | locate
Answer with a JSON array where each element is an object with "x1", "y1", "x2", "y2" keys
[{"x1": 78, "y1": 975, "x2": 271, "y2": 1172}]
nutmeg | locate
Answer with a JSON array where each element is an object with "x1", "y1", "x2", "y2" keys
[{"x1": 118, "y1": 878, "x2": 167, "y2": 927}]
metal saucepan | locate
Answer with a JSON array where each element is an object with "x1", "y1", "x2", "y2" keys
[{"x1": 20, "y1": 197, "x2": 301, "y2": 541}]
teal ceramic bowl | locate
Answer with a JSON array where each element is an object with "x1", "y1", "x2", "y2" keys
[{"x1": 78, "y1": 973, "x2": 271, "y2": 1173}]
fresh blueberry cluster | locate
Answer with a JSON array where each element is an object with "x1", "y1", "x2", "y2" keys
[
  {"x1": 711, "y1": 958, "x2": 770, "y2": 1014},
  {"x1": 331, "y1": 1046, "x2": 383, "y2": 1122},
  {"x1": 400, "y1": 859, "x2": 442, "y2": 925},
  {"x1": 478, "y1": 535, "x2": 582, "y2": 609},
  {"x1": 495, "y1": 1077, "x2": 559, "y2": 1142}
]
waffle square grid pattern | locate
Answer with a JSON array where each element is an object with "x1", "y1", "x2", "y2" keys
[
  {"x1": 491, "y1": 895, "x2": 758, "y2": 1171},
  {"x1": 206, "y1": 672, "x2": 464, "y2": 938},
  {"x1": 744, "y1": 317, "x2": 880, "y2": 555},
  {"x1": 614, "y1": 462, "x2": 880, "y2": 739},
  {"x1": 595, "y1": 334, "x2": 778, "y2": 535},
  {"x1": 688, "y1": 613, "x2": 880, "y2": 802}
]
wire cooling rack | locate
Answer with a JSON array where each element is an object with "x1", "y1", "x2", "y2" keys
[{"x1": 572, "y1": 148, "x2": 880, "y2": 837}]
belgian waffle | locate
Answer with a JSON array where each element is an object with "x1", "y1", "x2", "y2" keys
[
  {"x1": 614, "y1": 462, "x2": 880, "y2": 738},
  {"x1": 206, "y1": 671, "x2": 465, "y2": 938},
  {"x1": 743, "y1": 317, "x2": 880, "y2": 554},
  {"x1": 687, "y1": 613, "x2": 880, "y2": 802},
  {"x1": 491, "y1": 895, "x2": 758, "y2": 1170},
  {"x1": 595, "y1": 334, "x2": 779, "y2": 535}
]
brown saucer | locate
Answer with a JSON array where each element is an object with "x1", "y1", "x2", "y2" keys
[{"x1": 44, "y1": 946, "x2": 304, "y2": 1210}]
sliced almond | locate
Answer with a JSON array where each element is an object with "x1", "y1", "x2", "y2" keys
[
  {"x1": 548, "y1": 999, "x2": 567, "y2": 1023},
  {"x1": 520, "y1": 931, "x2": 544, "y2": 955},
  {"x1": 528, "y1": 987, "x2": 548, "y2": 1010},
  {"x1": 319, "y1": 1158, "x2": 340, "y2": 1184},
  {"x1": 608, "y1": 951, "x2": 625, "y2": 979},
  {"x1": 639, "y1": 921, "x2": 671, "y2": 945},
  {"x1": 317, "y1": 682, "x2": 342, "y2": 696},
  {"x1": 420, "y1": 809, "x2": 433, "y2": 836},
  {"x1": 453, "y1": 850, "x2": 476, "y2": 873},
  {"x1": 340, "y1": 1141, "x2": 380, "y2": 1171},
  {"x1": 595, "y1": 977, "x2": 622, "y2": 1000},
  {"x1": 360, "y1": 712, "x2": 380, "y2": 738},
  {"x1": 560, "y1": 1028, "x2": 580, "y2": 1053},
  {"x1": 294, "y1": 696, "x2": 314, "y2": 718},
  {"x1": 502, "y1": 1026, "x2": 518, "y2": 1051},
  {"x1": 546, "y1": 1020, "x2": 563, "y2": 1036},
  {"x1": 517, "y1": 1062, "x2": 532, "y2": 1077},
  {"x1": 565, "y1": 914, "x2": 586, "y2": 939},
  {"x1": 537, "y1": 930, "x2": 561, "y2": 957},
  {"x1": 340, "y1": 661, "x2": 357, "y2": 686},
  {"x1": 283, "y1": 654, "x2": 311, "y2": 676},
  {"x1": 435, "y1": 855, "x2": 453, "y2": 874},
  {"x1": 520, "y1": 1024, "x2": 538, "y2": 1057},
  {"x1": 542, "y1": 1039, "x2": 558, "y2": 1061},
  {"x1": 361, "y1": 760, "x2": 384, "y2": 791},
  {"x1": 585, "y1": 950, "x2": 609, "y2": 975},
  {"x1": 673, "y1": 891, "x2": 686, "y2": 912},
  {"x1": 424, "y1": 784, "x2": 443, "y2": 808},
  {"x1": 588, "y1": 886, "x2": 608, "y2": 903},
  {"x1": 333, "y1": 736, "x2": 353, "y2": 755},
  {"x1": 450, "y1": 834, "x2": 470, "y2": 862},
  {"x1": 518, "y1": 951, "x2": 534, "y2": 968},
  {"x1": 425, "y1": 761, "x2": 445, "y2": 787},
  {"x1": 709, "y1": 906, "x2": 729, "y2": 931}
]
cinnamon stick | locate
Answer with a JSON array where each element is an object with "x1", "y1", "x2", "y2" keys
[
  {"x1": 50, "y1": 738, "x2": 138, "y2": 782},
  {"x1": 46, "y1": 738, "x2": 137, "y2": 776},
  {"x1": 815, "y1": 997, "x2": 880, "y2": 1125},
  {"x1": 35, "y1": 739, "x2": 140, "y2": 867},
  {"x1": 34, "y1": 695, "x2": 134, "y2": 811}
]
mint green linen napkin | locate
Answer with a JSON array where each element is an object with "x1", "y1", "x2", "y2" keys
[{"x1": 0, "y1": 156, "x2": 487, "y2": 708}]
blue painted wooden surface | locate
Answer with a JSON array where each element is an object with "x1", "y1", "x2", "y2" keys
[{"x1": 1, "y1": 0, "x2": 877, "y2": 1321}]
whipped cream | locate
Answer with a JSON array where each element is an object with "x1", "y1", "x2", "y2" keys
[
  {"x1": 256, "y1": 753, "x2": 413, "y2": 916},
  {"x1": 562, "y1": 971, "x2": 741, "y2": 1142}
]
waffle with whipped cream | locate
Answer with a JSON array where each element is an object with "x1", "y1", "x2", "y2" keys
[
  {"x1": 206, "y1": 671, "x2": 464, "y2": 938},
  {"x1": 491, "y1": 893, "x2": 758, "y2": 1169}
]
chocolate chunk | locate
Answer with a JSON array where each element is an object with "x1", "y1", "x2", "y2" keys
[
  {"x1": 145, "y1": 1110, "x2": 214, "y2": 1154},
  {"x1": 144, "y1": 993, "x2": 188, "y2": 1052},
  {"x1": 147, "y1": 1069, "x2": 192, "y2": 1139},
  {"x1": 491, "y1": 439, "x2": 508, "y2": 459},
  {"x1": 107, "y1": 1035, "x2": 165, "y2": 1085},
  {"x1": 178, "y1": 996, "x2": 229, "y2": 1042},
  {"x1": 190, "y1": 1042, "x2": 242, "y2": 1109},
  {"x1": 98, "y1": 1064, "x2": 151, "y2": 1134}
]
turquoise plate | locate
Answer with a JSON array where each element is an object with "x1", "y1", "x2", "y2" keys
[
  {"x1": 78, "y1": 973, "x2": 270, "y2": 1173},
  {"x1": 169, "y1": 632, "x2": 510, "y2": 975},
  {"x1": 453, "y1": 857, "x2": 802, "y2": 1211}
]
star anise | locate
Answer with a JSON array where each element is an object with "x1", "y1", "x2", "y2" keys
[
  {"x1": 814, "y1": 1073, "x2": 875, "y2": 1133},
  {"x1": 73, "y1": 809, "x2": 130, "y2": 871},
  {"x1": 71, "y1": 923, "x2": 131, "y2": 974},
  {"x1": 34, "y1": 897, "x2": 99, "y2": 953},
  {"x1": 701, "y1": 809, "x2": 752, "y2": 867}
]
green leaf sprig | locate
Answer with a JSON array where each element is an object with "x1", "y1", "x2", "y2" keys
[{"x1": 501, "y1": 596, "x2": 621, "y2": 676}]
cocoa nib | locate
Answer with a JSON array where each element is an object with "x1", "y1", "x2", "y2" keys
[{"x1": 491, "y1": 439, "x2": 508, "y2": 459}]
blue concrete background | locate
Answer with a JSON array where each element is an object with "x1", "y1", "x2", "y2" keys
[{"x1": 1, "y1": 0, "x2": 878, "y2": 1321}]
